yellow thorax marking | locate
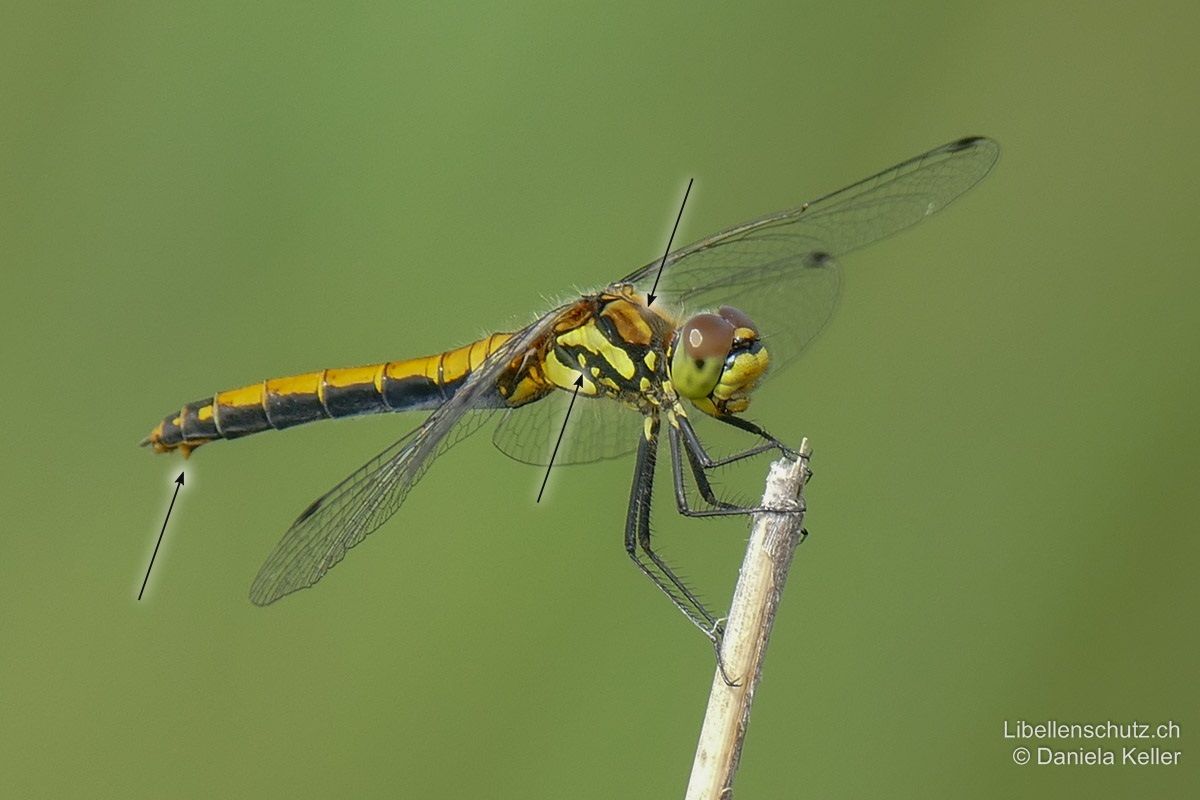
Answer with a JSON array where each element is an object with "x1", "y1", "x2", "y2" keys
[
  {"x1": 543, "y1": 350, "x2": 597, "y2": 396},
  {"x1": 557, "y1": 323, "x2": 637, "y2": 380}
]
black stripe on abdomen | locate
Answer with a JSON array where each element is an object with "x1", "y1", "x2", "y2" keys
[
  {"x1": 180, "y1": 399, "x2": 219, "y2": 440},
  {"x1": 322, "y1": 372, "x2": 389, "y2": 417},
  {"x1": 263, "y1": 386, "x2": 330, "y2": 430},
  {"x1": 215, "y1": 397, "x2": 270, "y2": 438},
  {"x1": 380, "y1": 374, "x2": 442, "y2": 411}
]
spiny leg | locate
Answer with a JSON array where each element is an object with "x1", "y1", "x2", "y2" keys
[
  {"x1": 712, "y1": 414, "x2": 802, "y2": 461},
  {"x1": 669, "y1": 424, "x2": 741, "y2": 513},
  {"x1": 670, "y1": 416, "x2": 806, "y2": 518},
  {"x1": 625, "y1": 415, "x2": 723, "y2": 641},
  {"x1": 677, "y1": 413, "x2": 793, "y2": 469}
]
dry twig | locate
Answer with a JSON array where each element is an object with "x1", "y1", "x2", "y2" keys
[{"x1": 685, "y1": 440, "x2": 812, "y2": 799}]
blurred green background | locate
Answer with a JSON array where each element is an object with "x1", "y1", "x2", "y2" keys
[{"x1": 2, "y1": 2, "x2": 1197, "y2": 797}]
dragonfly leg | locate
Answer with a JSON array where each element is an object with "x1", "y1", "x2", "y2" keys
[
  {"x1": 671, "y1": 418, "x2": 806, "y2": 518},
  {"x1": 669, "y1": 424, "x2": 742, "y2": 513},
  {"x1": 672, "y1": 413, "x2": 783, "y2": 469},
  {"x1": 625, "y1": 416, "x2": 723, "y2": 642},
  {"x1": 722, "y1": 416, "x2": 805, "y2": 461},
  {"x1": 708, "y1": 414, "x2": 802, "y2": 464}
]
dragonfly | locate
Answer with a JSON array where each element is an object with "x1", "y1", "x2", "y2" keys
[{"x1": 144, "y1": 136, "x2": 999, "y2": 646}]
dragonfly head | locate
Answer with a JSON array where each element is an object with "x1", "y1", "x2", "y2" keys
[{"x1": 670, "y1": 305, "x2": 769, "y2": 416}]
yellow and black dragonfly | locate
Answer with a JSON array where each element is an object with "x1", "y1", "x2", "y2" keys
[{"x1": 145, "y1": 136, "x2": 998, "y2": 643}]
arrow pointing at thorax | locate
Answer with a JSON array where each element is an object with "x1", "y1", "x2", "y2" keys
[
  {"x1": 537, "y1": 376, "x2": 584, "y2": 503},
  {"x1": 647, "y1": 177, "x2": 693, "y2": 306}
]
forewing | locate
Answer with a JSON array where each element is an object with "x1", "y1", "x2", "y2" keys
[
  {"x1": 492, "y1": 392, "x2": 644, "y2": 466},
  {"x1": 621, "y1": 136, "x2": 999, "y2": 374},
  {"x1": 248, "y1": 308, "x2": 567, "y2": 605}
]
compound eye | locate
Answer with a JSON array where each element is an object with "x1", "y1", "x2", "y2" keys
[
  {"x1": 672, "y1": 313, "x2": 734, "y2": 399},
  {"x1": 682, "y1": 313, "x2": 735, "y2": 360},
  {"x1": 718, "y1": 305, "x2": 759, "y2": 343}
]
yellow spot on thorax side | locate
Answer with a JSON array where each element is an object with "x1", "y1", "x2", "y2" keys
[
  {"x1": 543, "y1": 349, "x2": 597, "y2": 395},
  {"x1": 557, "y1": 323, "x2": 638, "y2": 380}
]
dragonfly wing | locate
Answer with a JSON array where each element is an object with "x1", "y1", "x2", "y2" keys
[
  {"x1": 620, "y1": 136, "x2": 998, "y2": 374},
  {"x1": 492, "y1": 392, "x2": 643, "y2": 466},
  {"x1": 645, "y1": 239, "x2": 842, "y2": 377},
  {"x1": 248, "y1": 307, "x2": 568, "y2": 605}
]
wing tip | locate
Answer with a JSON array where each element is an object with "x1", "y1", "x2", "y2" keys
[
  {"x1": 945, "y1": 135, "x2": 1001, "y2": 165},
  {"x1": 948, "y1": 135, "x2": 987, "y2": 151},
  {"x1": 248, "y1": 579, "x2": 295, "y2": 607},
  {"x1": 248, "y1": 578, "x2": 280, "y2": 607}
]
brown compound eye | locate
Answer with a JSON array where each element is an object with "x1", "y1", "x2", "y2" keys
[
  {"x1": 672, "y1": 313, "x2": 735, "y2": 400},
  {"x1": 718, "y1": 305, "x2": 759, "y2": 342},
  {"x1": 681, "y1": 313, "x2": 735, "y2": 361}
]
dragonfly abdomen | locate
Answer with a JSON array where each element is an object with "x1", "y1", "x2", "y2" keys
[{"x1": 143, "y1": 332, "x2": 514, "y2": 456}]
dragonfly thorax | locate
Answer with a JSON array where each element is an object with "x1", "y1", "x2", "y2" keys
[
  {"x1": 533, "y1": 288, "x2": 675, "y2": 413},
  {"x1": 669, "y1": 305, "x2": 769, "y2": 417}
]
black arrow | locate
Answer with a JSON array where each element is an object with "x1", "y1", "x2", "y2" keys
[
  {"x1": 646, "y1": 177, "x2": 693, "y2": 306},
  {"x1": 537, "y1": 376, "x2": 584, "y2": 503},
  {"x1": 138, "y1": 471, "x2": 185, "y2": 601}
]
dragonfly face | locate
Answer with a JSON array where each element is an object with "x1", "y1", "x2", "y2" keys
[
  {"x1": 144, "y1": 136, "x2": 999, "y2": 652},
  {"x1": 669, "y1": 305, "x2": 769, "y2": 418}
]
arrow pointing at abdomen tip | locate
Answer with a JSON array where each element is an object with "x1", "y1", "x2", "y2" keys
[
  {"x1": 537, "y1": 376, "x2": 584, "y2": 503},
  {"x1": 138, "y1": 471, "x2": 184, "y2": 601},
  {"x1": 647, "y1": 177, "x2": 693, "y2": 306}
]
